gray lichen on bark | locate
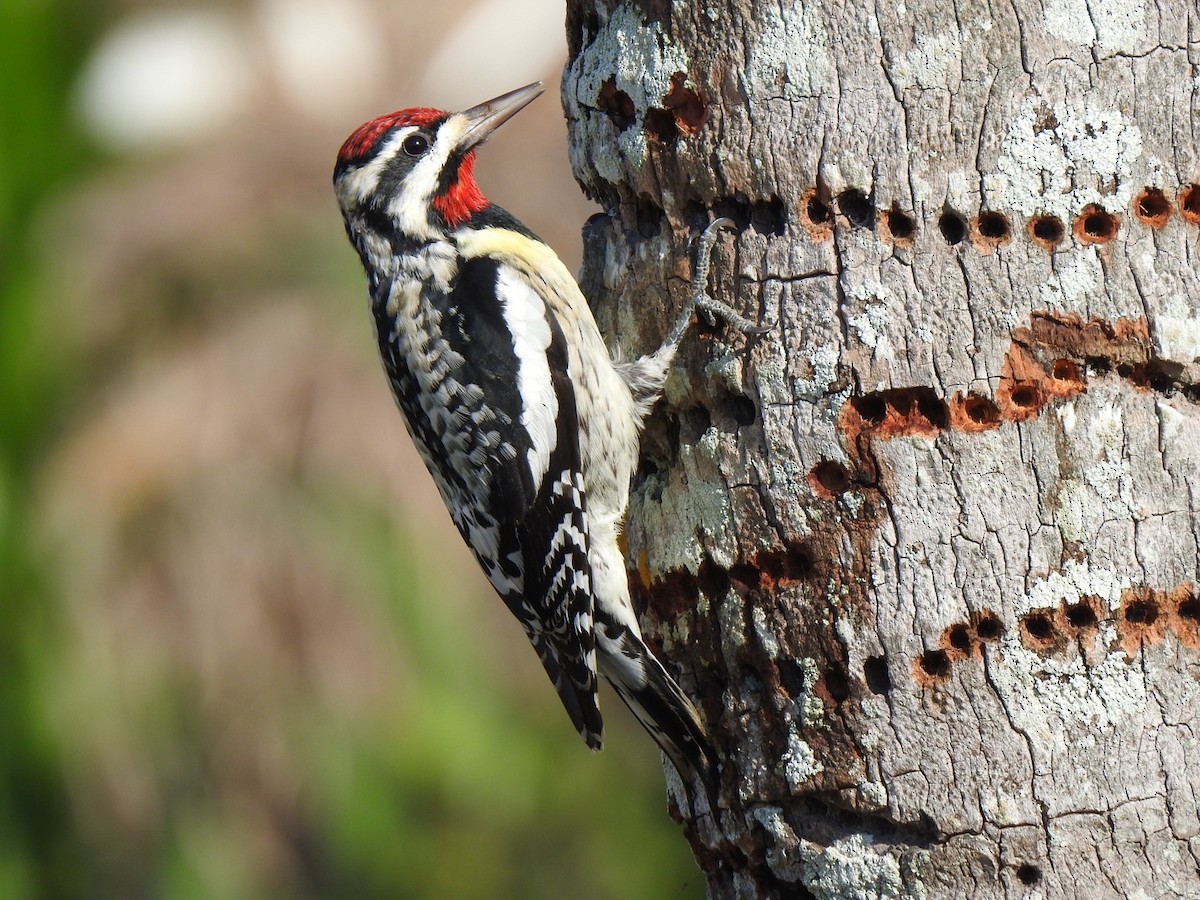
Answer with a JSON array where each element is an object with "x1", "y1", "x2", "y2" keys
[{"x1": 564, "y1": 1, "x2": 1200, "y2": 898}]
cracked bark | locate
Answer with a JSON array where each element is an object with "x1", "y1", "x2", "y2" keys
[{"x1": 563, "y1": 1, "x2": 1200, "y2": 898}]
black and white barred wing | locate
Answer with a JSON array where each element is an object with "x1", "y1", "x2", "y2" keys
[
  {"x1": 510, "y1": 453, "x2": 601, "y2": 749},
  {"x1": 376, "y1": 255, "x2": 602, "y2": 747}
]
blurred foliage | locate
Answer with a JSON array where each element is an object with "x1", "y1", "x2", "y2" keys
[
  {"x1": 0, "y1": 2, "x2": 704, "y2": 899},
  {"x1": 0, "y1": 2, "x2": 99, "y2": 897}
]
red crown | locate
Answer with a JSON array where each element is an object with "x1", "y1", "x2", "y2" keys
[{"x1": 337, "y1": 107, "x2": 445, "y2": 163}]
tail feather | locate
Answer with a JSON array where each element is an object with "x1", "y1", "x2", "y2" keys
[
  {"x1": 597, "y1": 629, "x2": 718, "y2": 809},
  {"x1": 605, "y1": 659, "x2": 711, "y2": 777}
]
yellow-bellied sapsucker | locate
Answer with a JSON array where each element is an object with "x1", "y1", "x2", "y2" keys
[{"x1": 333, "y1": 82, "x2": 761, "y2": 793}]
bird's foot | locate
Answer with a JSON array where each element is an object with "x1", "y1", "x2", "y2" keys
[{"x1": 666, "y1": 217, "x2": 773, "y2": 347}]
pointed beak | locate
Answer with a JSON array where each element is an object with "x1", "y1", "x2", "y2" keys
[{"x1": 458, "y1": 82, "x2": 544, "y2": 151}]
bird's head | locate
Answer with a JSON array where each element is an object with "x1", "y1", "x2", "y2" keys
[{"x1": 333, "y1": 82, "x2": 543, "y2": 241}]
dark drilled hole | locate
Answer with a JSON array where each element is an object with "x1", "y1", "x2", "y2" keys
[
  {"x1": 731, "y1": 395, "x2": 757, "y2": 426},
  {"x1": 824, "y1": 667, "x2": 850, "y2": 704},
  {"x1": 596, "y1": 76, "x2": 636, "y2": 131},
  {"x1": 1146, "y1": 359, "x2": 1183, "y2": 394},
  {"x1": 661, "y1": 71, "x2": 706, "y2": 134},
  {"x1": 838, "y1": 188, "x2": 874, "y2": 228},
  {"x1": 1009, "y1": 385, "x2": 1040, "y2": 408},
  {"x1": 755, "y1": 543, "x2": 814, "y2": 584},
  {"x1": 963, "y1": 395, "x2": 1000, "y2": 425},
  {"x1": 884, "y1": 207, "x2": 916, "y2": 242},
  {"x1": 634, "y1": 453, "x2": 663, "y2": 491},
  {"x1": 1116, "y1": 362, "x2": 1137, "y2": 383},
  {"x1": 661, "y1": 412, "x2": 682, "y2": 463},
  {"x1": 938, "y1": 210, "x2": 967, "y2": 244},
  {"x1": 1178, "y1": 597, "x2": 1200, "y2": 622},
  {"x1": 1149, "y1": 371, "x2": 1176, "y2": 394},
  {"x1": 1075, "y1": 206, "x2": 1119, "y2": 244},
  {"x1": 1051, "y1": 358, "x2": 1080, "y2": 382},
  {"x1": 918, "y1": 649, "x2": 951, "y2": 679},
  {"x1": 947, "y1": 623, "x2": 972, "y2": 653},
  {"x1": 916, "y1": 392, "x2": 950, "y2": 429},
  {"x1": 1012, "y1": 384, "x2": 1041, "y2": 408},
  {"x1": 1016, "y1": 863, "x2": 1042, "y2": 886},
  {"x1": 790, "y1": 545, "x2": 815, "y2": 579},
  {"x1": 634, "y1": 194, "x2": 663, "y2": 238},
  {"x1": 683, "y1": 404, "x2": 712, "y2": 437},
  {"x1": 643, "y1": 107, "x2": 679, "y2": 144},
  {"x1": 728, "y1": 563, "x2": 760, "y2": 589},
  {"x1": 805, "y1": 193, "x2": 832, "y2": 226},
  {"x1": 1085, "y1": 356, "x2": 1111, "y2": 376},
  {"x1": 776, "y1": 659, "x2": 808, "y2": 697},
  {"x1": 851, "y1": 394, "x2": 887, "y2": 425},
  {"x1": 974, "y1": 614, "x2": 1004, "y2": 641},
  {"x1": 887, "y1": 391, "x2": 915, "y2": 415},
  {"x1": 1029, "y1": 214, "x2": 1065, "y2": 248},
  {"x1": 1022, "y1": 612, "x2": 1054, "y2": 641},
  {"x1": 810, "y1": 460, "x2": 852, "y2": 496},
  {"x1": 712, "y1": 195, "x2": 753, "y2": 231},
  {"x1": 1178, "y1": 185, "x2": 1200, "y2": 224},
  {"x1": 975, "y1": 210, "x2": 1010, "y2": 240},
  {"x1": 1124, "y1": 599, "x2": 1158, "y2": 626},
  {"x1": 1064, "y1": 602, "x2": 1098, "y2": 630},
  {"x1": 864, "y1": 655, "x2": 891, "y2": 695},
  {"x1": 696, "y1": 558, "x2": 730, "y2": 598},
  {"x1": 751, "y1": 196, "x2": 787, "y2": 236},
  {"x1": 1134, "y1": 188, "x2": 1171, "y2": 227}
]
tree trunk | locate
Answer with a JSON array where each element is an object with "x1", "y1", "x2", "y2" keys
[{"x1": 562, "y1": 2, "x2": 1200, "y2": 897}]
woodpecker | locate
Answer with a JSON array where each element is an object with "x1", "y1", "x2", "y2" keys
[{"x1": 333, "y1": 82, "x2": 760, "y2": 793}]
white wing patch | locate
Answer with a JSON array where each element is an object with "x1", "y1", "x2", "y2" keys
[{"x1": 496, "y1": 266, "x2": 559, "y2": 487}]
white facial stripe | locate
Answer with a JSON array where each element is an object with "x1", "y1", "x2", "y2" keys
[{"x1": 384, "y1": 114, "x2": 470, "y2": 239}]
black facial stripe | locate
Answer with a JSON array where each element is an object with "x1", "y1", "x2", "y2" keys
[
  {"x1": 333, "y1": 115, "x2": 449, "y2": 183},
  {"x1": 435, "y1": 149, "x2": 466, "y2": 198}
]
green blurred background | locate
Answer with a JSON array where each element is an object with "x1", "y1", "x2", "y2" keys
[{"x1": 0, "y1": 1, "x2": 703, "y2": 896}]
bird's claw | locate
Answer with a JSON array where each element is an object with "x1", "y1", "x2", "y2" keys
[
  {"x1": 685, "y1": 217, "x2": 772, "y2": 338},
  {"x1": 694, "y1": 293, "x2": 774, "y2": 335}
]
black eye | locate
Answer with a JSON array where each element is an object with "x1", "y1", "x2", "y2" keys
[{"x1": 402, "y1": 133, "x2": 429, "y2": 157}]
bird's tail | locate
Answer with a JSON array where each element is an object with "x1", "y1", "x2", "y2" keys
[{"x1": 598, "y1": 629, "x2": 718, "y2": 809}]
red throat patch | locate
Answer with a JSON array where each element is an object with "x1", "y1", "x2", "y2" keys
[{"x1": 433, "y1": 151, "x2": 488, "y2": 228}]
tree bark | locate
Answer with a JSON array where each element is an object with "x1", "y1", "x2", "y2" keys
[{"x1": 562, "y1": 1, "x2": 1200, "y2": 897}]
